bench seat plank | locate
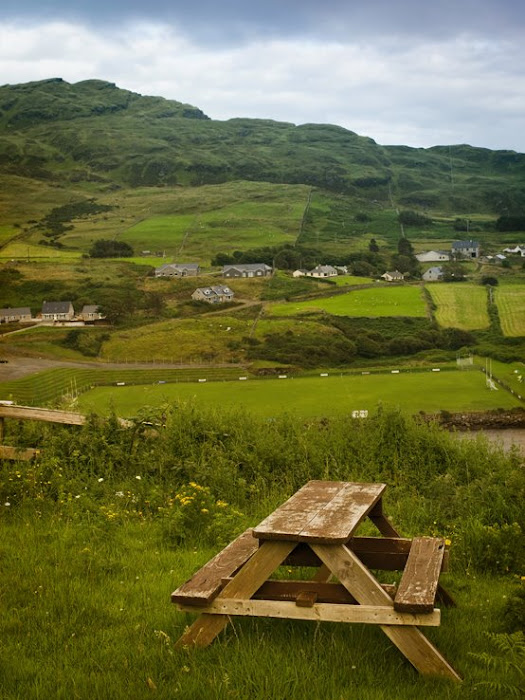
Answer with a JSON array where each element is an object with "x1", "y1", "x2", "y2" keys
[
  {"x1": 171, "y1": 530, "x2": 258, "y2": 606},
  {"x1": 394, "y1": 537, "x2": 445, "y2": 614},
  {"x1": 253, "y1": 481, "x2": 386, "y2": 544}
]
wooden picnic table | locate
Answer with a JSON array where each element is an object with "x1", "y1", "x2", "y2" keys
[{"x1": 172, "y1": 480, "x2": 461, "y2": 681}]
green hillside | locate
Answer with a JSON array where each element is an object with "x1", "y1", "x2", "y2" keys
[{"x1": 1, "y1": 78, "x2": 525, "y2": 264}]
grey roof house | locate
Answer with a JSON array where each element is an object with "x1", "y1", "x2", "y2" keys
[
  {"x1": 0, "y1": 307, "x2": 32, "y2": 323},
  {"x1": 381, "y1": 270, "x2": 404, "y2": 282},
  {"x1": 422, "y1": 266, "x2": 444, "y2": 282},
  {"x1": 191, "y1": 286, "x2": 234, "y2": 304},
  {"x1": 223, "y1": 263, "x2": 272, "y2": 278},
  {"x1": 41, "y1": 301, "x2": 75, "y2": 321},
  {"x1": 307, "y1": 265, "x2": 338, "y2": 278},
  {"x1": 451, "y1": 240, "x2": 480, "y2": 259},
  {"x1": 155, "y1": 263, "x2": 200, "y2": 278},
  {"x1": 415, "y1": 250, "x2": 451, "y2": 263},
  {"x1": 80, "y1": 305, "x2": 104, "y2": 321}
]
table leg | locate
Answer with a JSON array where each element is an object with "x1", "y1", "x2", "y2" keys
[
  {"x1": 312, "y1": 543, "x2": 461, "y2": 681},
  {"x1": 176, "y1": 540, "x2": 295, "y2": 648}
]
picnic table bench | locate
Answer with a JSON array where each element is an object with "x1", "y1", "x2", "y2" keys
[{"x1": 172, "y1": 480, "x2": 460, "y2": 681}]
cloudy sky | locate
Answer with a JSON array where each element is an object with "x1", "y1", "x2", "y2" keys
[{"x1": 1, "y1": 1, "x2": 524, "y2": 152}]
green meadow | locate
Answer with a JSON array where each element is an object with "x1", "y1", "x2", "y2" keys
[
  {"x1": 428, "y1": 284, "x2": 490, "y2": 331},
  {"x1": 267, "y1": 285, "x2": 428, "y2": 318},
  {"x1": 76, "y1": 369, "x2": 521, "y2": 418},
  {"x1": 495, "y1": 285, "x2": 525, "y2": 337}
]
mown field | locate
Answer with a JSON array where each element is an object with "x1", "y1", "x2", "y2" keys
[
  {"x1": 495, "y1": 285, "x2": 525, "y2": 337},
  {"x1": 1, "y1": 405, "x2": 524, "y2": 700},
  {"x1": 428, "y1": 284, "x2": 490, "y2": 330},
  {"x1": 267, "y1": 285, "x2": 428, "y2": 318},
  {"x1": 76, "y1": 369, "x2": 522, "y2": 418}
]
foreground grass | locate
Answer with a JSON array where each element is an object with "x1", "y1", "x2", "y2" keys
[
  {"x1": 0, "y1": 406, "x2": 523, "y2": 698},
  {"x1": 0, "y1": 514, "x2": 519, "y2": 700},
  {"x1": 267, "y1": 285, "x2": 428, "y2": 318},
  {"x1": 76, "y1": 369, "x2": 522, "y2": 418},
  {"x1": 428, "y1": 284, "x2": 490, "y2": 331}
]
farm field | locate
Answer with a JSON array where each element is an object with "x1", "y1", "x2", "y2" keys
[
  {"x1": 331, "y1": 275, "x2": 375, "y2": 286},
  {"x1": 0, "y1": 241, "x2": 81, "y2": 261},
  {"x1": 76, "y1": 369, "x2": 521, "y2": 418},
  {"x1": 494, "y1": 284, "x2": 525, "y2": 337},
  {"x1": 428, "y1": 284, "x2": 490, "y2": 330},
  {"x1": 267, "y1": 285, "x2": 427, "y2": 317}
]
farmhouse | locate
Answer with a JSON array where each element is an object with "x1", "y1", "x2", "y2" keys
[
  {"x1": 422, "y1": 266, "x2": 444, "y2": 282},
  {"x1": 80, "y1": 305, "x2": 105, "y2": 322},
  {"x1": 503, "y1": 245, "x2": 525, "y2": 257},
  {"x1": 307, "y1": 265, "x2": 338, "y2": 278},
  {"x1": 292, "y1": 269, "x2": 308, "y2": 278},
  {"x1": 41, "y1": 301, "x2": 75, "y2": 321},
  {"x1": 451, "y1": 240, "x2": 480, "y2": 259},
  {"x1": 223, "y1": 263, "x2": 272, "y2": 278},
  {"x1": 381, "y1": 270, "x2": 404, "y2": 282},
  {"x1": 415, "y1": 250, "x2": 450, "y2": 263},
  {"x1": 191, "y1": 285, "x2": 234, "y2": 304},
  {"x1": 0, "y1": 307, "x2": 32, "y2": 323},
  {"x1": 155, "y1": 263, "x2": 200, "y2": 278}
]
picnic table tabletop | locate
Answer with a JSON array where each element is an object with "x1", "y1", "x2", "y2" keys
[{"x1": 252, "y1": 480, "x2": 386, "y2": 543}]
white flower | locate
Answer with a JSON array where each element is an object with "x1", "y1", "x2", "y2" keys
[
  {"x1": 135, "y1": 475, "x2": 142, "y2": 480},
  {"x1": 75, "y1": 495, "x2": 81, "y2": 499},
  {"x1": 4, "y1": 502, "x2": 10, "y2": 506},
  {"x1": 115, "y1": 491, "x2": 124, "y2": 498},
  {"x1": 98, "y1": 478, "x2": 104, "y2": 483}
]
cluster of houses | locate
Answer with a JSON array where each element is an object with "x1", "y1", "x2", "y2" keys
[{"x1": 0, "y1": 301, "x2": 104, "y2": 325}]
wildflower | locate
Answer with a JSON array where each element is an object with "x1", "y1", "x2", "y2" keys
[
  {"x1": 98, "y1": 477, "x2": 104, "y2": 483},
  {"x1": 445, "y1": 538, "x2": 452, "y2": 546},
  {"x1": 135, "y1": 476, "x2": 141, "y2": 480},
  {"x1": 4, "y1": 502, "x2": 10, "y2": 507},
  {"x1": 115, "y1": 491, "x2": 124, "y2": 498},
  {"x1": 75, "y1": 495, "x2": 81, "y2": 499},
  {"x1": 201, "y1": 508, "x2": 209, "y2": 514}
]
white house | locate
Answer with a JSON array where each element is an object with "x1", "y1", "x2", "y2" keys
[
  {"x1": 191, "y1": 286, "x2": 234, "y2": 304},
  {"x1": 155, "y1": 263, "x2": 200, "y2": 278},
  {"x1": 292, "y1": 269, "x2": 308, "y2": 278},
  {"x1": 306, "y1": 265, "x2": 338, "y2": 278},
  {"x1": 415, "y1": 250, "x2": 450, "y2": 263},
  {"x1": 80, "y1": 305, "x2": 104, "y2": 322},
  {"x1": 422, "y1": 266, "x2": 444, "y2": 282},
  {"x1": 381, "y1": 270, "x2": 404, "y2": 282},
  {"x1": 503, "y1": 245, "x2": 525, "y2": 257}
]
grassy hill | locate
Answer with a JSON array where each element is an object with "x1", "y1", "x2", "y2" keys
[{"x1": 1, "y1": 78, "x2": 525, "y2": 264}]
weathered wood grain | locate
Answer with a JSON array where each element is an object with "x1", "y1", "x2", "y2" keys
[
  {"x1": 394, "y1": 537, "x2": 445, "y2": 614},
  {"x1": 171, "y1": 530, "x2": 258, "y2": 606},
  {"x1": 175, "y1": 540, "x2": 295, "y2": 648},
  {"x1": 0, "y1": 445, "x2": 39, "y2": 461},
  {"x1": 177, "y1": 599, "x2": 441, "y2": 627},
  {"x1": 253, "y1": 481, "x2": 386, "y2": 543}
]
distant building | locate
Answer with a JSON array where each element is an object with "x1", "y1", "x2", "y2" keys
[
  {"x1": 0, "y1": 307, "x2": 32, "y2": 324},
  {"x1": 222, "y1": 263, "x2": 272, "y2": 278},
  {"x1": 451, "y1": 240, "x2": 480, "y2": 259},
  {"x1": 422, "y1": 266, "x2": 444, "y2": 282},
  {"x1": 292, "y1": 269, "x2": 308, "y2": 278},
  {"x1": 155, "y1": 263, "x2": 200, "y2": 278},
  {"x1": 80, "y1": 305, "x2": 104, "y2": 322},
  {"x1": 191, "y1": 285, "x2": 235, "y2": 304},
  {"x1": 381, "y1": 270, "x2": 404, "y2": 282},
  {"x1": 503, "y1": 245, "x2": 525, "y2": 257},
  {"x1": 41, "y1": 301, "x2": 74, "y2": 321},
  {"x1": 415, "y1": 250, "x2": 450, "y2": 263},
  {"x1": 306, "y1": 265, "x2": 338, "y2": 278}
]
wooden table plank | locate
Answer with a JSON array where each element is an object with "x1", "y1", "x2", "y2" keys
[
  {"x1": 253, "y1": 481, "x2": 386, "y2": 543},
  {"x1": 394, "y1": 537, "x2": 445, "y2": 614},
  {"x1": 171, "y1": 530, "x2": 258, "y2": 606},
  {"x1": 177, "y1": 599, "x2": 442, "y2": 627}
]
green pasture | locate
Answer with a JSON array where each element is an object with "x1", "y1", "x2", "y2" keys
[
  {"x1": 0, "y1": 241, "x2": 81, "y2": 261},
  {"x1": 267, "y1": 285, "x2": 427, "y2": 318},
  {"x1": 428, "y1": 284, "x2": 490, "y2": 330},
  {"x1": 495, "y1": 285, "x2": 525, "y2": 337},
  {"x1": 331, "y1": 275, "x2": 375, "y2": 286},
  {"x1": 76, "y1": 369, "x2": 521, "y2": 418},
  {"x1": 0, "y1": 225, "x2": 18, "y2": 246}
]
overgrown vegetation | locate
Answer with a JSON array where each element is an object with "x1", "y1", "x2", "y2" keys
[{"x1": 0, "y1": 406, "x2": 524, "y2": 698}]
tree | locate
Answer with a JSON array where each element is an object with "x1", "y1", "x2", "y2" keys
[
  {"x1": 368, "y1": 238, "x2": 379, "y2": 253},
  {"x1": 397, "y1": 237, "x2": 414, "y2": 256},
  {"x1": 481, "y1": 276, "x2": 498, "y2": 286},
  {"x1": 89, "y1": 239, "x2": 133, "y2": 258}
]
